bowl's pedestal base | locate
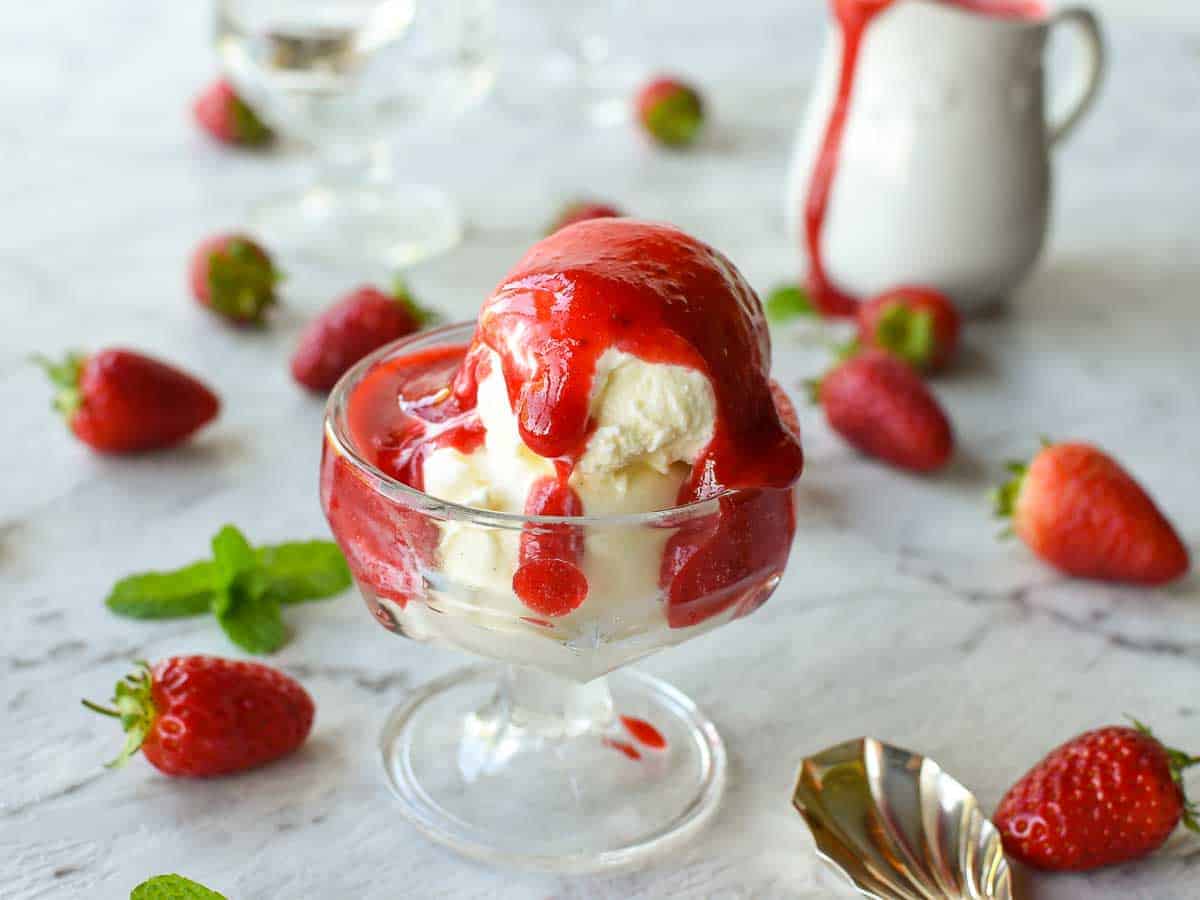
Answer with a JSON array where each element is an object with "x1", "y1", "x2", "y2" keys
[{"x1": 380, "y1": 664, "x2": 726, "y2": 873}]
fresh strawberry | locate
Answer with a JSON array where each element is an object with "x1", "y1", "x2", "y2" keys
[
  {"x1": 84, "y1": 657, "x2": 314, "y2": 777},
  {"x1": 857, "y1": 286, "x2": 960, "y2": 372},
  {"x1": 37, "y1": 349, "x2": 219, "y2": 453},
  {"x1": 995, "y1": 722, "x2": 1198, "y2": 871},
  {"x1": 547, "y1": 201, "x2": 623, "y2": 235},
  {"x1": 994, "y1": 442, "x2": 1189, "y2": 584},
  {"x1": 190, "y1": 233, "x2": 280, "y2": 325},
  {"x1": 291, "y1": 280, "x2": 435, "y2": 392},
  {"x1": 636, "y1": 77, "x2": 705, "y2": 147},
  {"x1": 193, "y1": 78, "x2": 273, "y2": 147},
  {"x1": 814, "y1": 350, "x2": 953, "y2": 472}
]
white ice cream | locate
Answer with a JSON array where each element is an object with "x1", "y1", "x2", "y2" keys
[
  {"x1": 423, "y1": 347, "x2": 715, "y2": 516},
  {"x1": 413, "y1": 348, "x2": 718, "y2": 676}
]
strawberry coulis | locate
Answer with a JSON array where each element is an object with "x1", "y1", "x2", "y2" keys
[
  {"x1": 341, "y1": 220, "x2": 803, "y2": 626},
  {"x1": 803, "y1": 0, "x2": 1047, "y2": 317}
]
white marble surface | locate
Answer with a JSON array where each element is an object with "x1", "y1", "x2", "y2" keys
[{"x1": 3, "y1": 2, "x2": 1199, "y2": 898}]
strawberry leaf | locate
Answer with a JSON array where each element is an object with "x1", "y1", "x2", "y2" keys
[
  {"x1": 131, "y1": 874, "x2": 227, "y2": 900},
  {"x1": 106, "y1": 561, "x2": 218, "y2": 619}
]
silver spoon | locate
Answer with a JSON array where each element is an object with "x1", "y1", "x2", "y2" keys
[{"x1": 793, "y1": 737, "x2": 1013, "y2": 900}]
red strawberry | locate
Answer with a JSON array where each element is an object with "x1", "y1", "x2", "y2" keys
[
  {"x1": 994, "y1": 442, "x2": 1189, "y2": 584},
  {"x1": 291, "y1": 281, "x2": 435, "y2": 392},
  {"x1": 548, "y1": 201, "x2": 623, "y2": 235},
  {"x1": 995, "y1": 722, "x2": 1198, "y2": 871},
  {"x1": 190, "y1": 233, "x2": 280, "y2": 325},
  {"x1": 38, "y1": 349, "x2": 219, "y2": 453},
  {"x1": 857, "y1": 286, "x2": 961, "y2": 372},
  {"x1": 635, "y1": 77, "x2": 705, "y2": 147},
  {"x1": 193, "y1": 78, "x2": 273, "y2": 147},
  {"x1": 84, "y1": 657, "x2": 314, "y2": 777},
  {"x1": 814, "y1": 350, "x2": 953, "y2": 472}
]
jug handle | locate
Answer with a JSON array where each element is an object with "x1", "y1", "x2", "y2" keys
[{"x1": 1047, "y1": 7, "x2": 1106, "y2": 146}]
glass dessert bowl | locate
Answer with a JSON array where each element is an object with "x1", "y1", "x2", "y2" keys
[{"x1": 319, "y1": 220, "x2": 802, "y2": 871}]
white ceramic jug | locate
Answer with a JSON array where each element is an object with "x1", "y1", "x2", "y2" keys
[{"x1": 786, "y1": 1, "x2": 1104, "y2": 314}]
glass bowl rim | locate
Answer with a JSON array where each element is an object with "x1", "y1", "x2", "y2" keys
[{"x1": 322, "y1": 320, "x2": 757, "y2": 530}]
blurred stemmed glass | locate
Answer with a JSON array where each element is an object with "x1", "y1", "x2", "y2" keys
[{"x1": 216, "y1": 0, "x2": 495, "y2": 272}]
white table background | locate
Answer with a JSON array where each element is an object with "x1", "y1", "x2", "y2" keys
[{"x1": 2, "y1": 2, "x2": 1199, "y2": 898}]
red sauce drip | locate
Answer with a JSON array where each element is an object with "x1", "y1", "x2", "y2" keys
[
  {"x1": 803, "y1": 0, "x2": 1047, "y2": 317},
  {"x1": 603, "y1": 738, "x2": 642, "y2": 761},
  {"x1": 513, "y1": 477, "x2": 588, "y2": 615},
  {"x1": 620, "y1": 716, "x2": 667, "y2": 749}
]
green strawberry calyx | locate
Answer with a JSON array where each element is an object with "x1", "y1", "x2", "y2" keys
[
  {"x1": 207, "y1": 239, "x2": 281, "y2": 324},
  {"x1": 765, "y1": 283, "x2": 815, "y2": 325},
  {"x1": 391, "y1": 277, "x2": 439, "y2": 327},
  {"x1": 231, "y1": 95, "x2": 273, "y2": 147},
  {"x1": 992, "y1": 439, "x2": 1056, "y2": 531},
  {"x1": 1130, "y1": 717, "x2": 1200, "y2": 833},
  {"x1": 873, "y1": 301, "x2": 935, "y2": 368},
  {"x1": 991, "y1": 460, "x2": 1028, "y2": 520},
  {"x1": 81, "y1": 661, "x2": 157, "y2": 768},
  {"x1": 645, "y1": 86, "x2": 704, "y2": 147},
  {"x1": 33, "y1": 351, "x2": 87, "y2": 420}
]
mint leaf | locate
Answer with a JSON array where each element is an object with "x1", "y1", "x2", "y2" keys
[
  {"x1": 106, "y1": 561, "x2": 218, "y2": 619},
  {"x1": 258, "y1": 540, "x2": 351, "y2": 605},
  {"x1": 215, "y1": 569, "x2": 287, "y2": 654},
  {"x1": 105, "y1": 526, "x2": 344, "y2": 654},
  {"x1": 765, "y1": 283, "x2": 814, "y2": 324},
  {"x1": 212, "y1": 525, "x2": 257, "y2": 589},
  {"x1": 131, "y1": 873, "x2": 226, "y2": 900}
]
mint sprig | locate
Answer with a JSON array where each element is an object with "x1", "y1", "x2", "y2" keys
[
  {"x1": 105, "y1": 525, "x2": 351, "y2": 655},
  {"x1": 131, "y1": 873, "x2": 227, "y2": 899}
]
